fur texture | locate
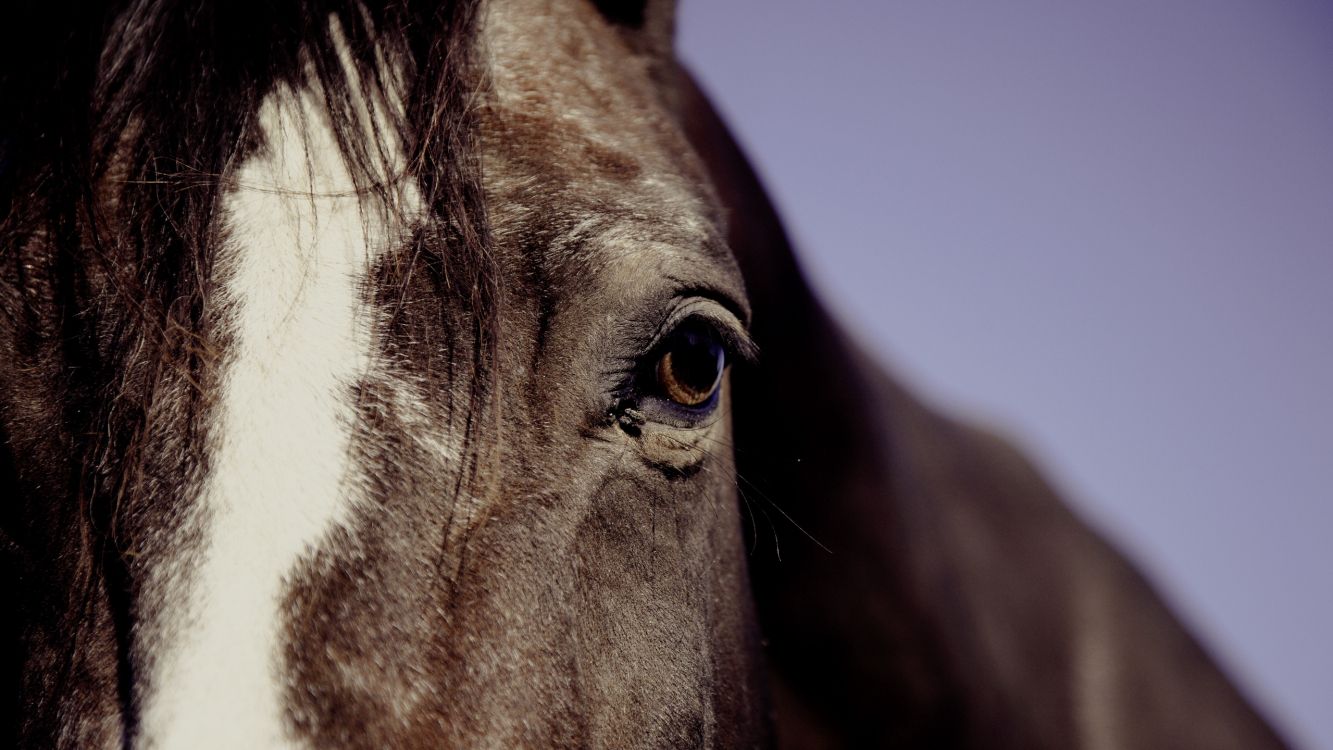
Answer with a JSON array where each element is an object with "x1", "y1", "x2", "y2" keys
[{"x1": 0, "y1": 0, "x2": 1290, "y2": 748}]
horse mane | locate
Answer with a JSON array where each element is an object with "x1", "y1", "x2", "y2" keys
[
  {"x1": 3, "y1": 0, "x2": 493, "y2": 259},
  {"x1": 1, "y1": 0, "x2": 498, "y2": 489},
  {"x1": 0, "y1": 5, "x2": 496, "y2": 735}
]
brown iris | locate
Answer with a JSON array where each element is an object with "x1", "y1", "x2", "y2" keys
[{"x1": 656, "y1": 327, "x2": 725, "y2": 408}]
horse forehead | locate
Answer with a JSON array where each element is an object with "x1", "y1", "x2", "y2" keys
[
  {"x1": 481, "y1": 0, "x2": 633, "y2": 110},
  {"x1": 132, "y1": 27, "x2": 436, "y2": 744},
  {"x1": 479, "y1": 0, "x2": 695, "y2": 182},
  {"x1": 478, "y1": 0, "x2": 723, "y2": 270}
]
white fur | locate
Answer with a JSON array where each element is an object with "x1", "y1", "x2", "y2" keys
[{"x1": 135, "y1": 60, "x2": 416, "y2": 748}]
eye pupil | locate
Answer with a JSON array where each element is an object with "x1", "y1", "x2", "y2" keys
[{"x1": 657, "y1": 328, "x2": 724, "y2": 408}]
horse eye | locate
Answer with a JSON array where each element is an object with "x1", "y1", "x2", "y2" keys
[{"x1": 655, "y1": 326, "x2": 725, "y2": 408}]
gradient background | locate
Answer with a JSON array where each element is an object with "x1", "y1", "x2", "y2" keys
[{"x1": 678, "y1": 2, "x2": 1332, "y2": 747}]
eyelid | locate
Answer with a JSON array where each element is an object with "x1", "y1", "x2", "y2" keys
[{"x1": 651, "y1": 298, "x2": 759, "y2": 367}]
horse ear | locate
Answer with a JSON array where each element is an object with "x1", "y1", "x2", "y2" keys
[
  {"x1": 590, "y1": 0, "x2": 676, "y2": 86},
  {"x1": 588, "y1": 0, "x2": 653, "y2": 28},
  {"x1": 675, "y1": 71, "x2": 1289, "y2": 748}
]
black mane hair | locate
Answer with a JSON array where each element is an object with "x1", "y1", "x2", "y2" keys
[
  {"x1": 2, "y1": 0, "x2": 493, "y2": 305},
  {"x1": 0, "y1": 1, "x2": 494, "y2": 741}
]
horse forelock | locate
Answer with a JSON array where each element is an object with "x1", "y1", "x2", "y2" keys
[{"x1": 3, "y1": 1, "x2": 498, "y2": 746}]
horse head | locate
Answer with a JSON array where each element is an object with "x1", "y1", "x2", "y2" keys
[{"x1": 0, "y1": 1, "x2": 1288, "y2": 748}]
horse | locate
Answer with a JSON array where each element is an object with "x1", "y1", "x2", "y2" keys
[{"x1": 0, "y1": 0, "x2": 1290, "y2": 747}]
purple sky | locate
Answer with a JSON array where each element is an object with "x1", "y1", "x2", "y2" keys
[{"x1": 678, "y1": 2, "x2": 1333, "y2": 747}]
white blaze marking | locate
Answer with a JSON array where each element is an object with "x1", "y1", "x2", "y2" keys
[{"x1": 136, "y1": 65, "x2": 415, "y2": 748}]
